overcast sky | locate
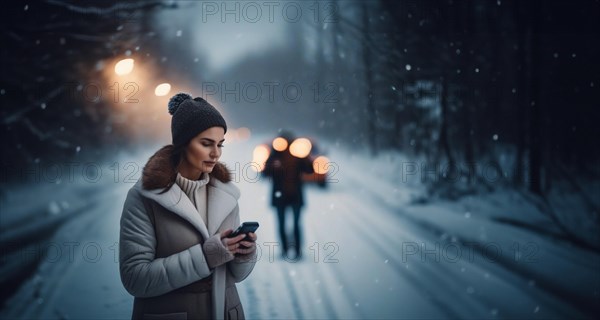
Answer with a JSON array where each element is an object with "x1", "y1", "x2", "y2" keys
[{"x1": 156, "y1": 1, "x2": 290, "y2": 72}]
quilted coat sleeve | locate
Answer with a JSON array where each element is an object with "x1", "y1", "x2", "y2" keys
[{"x1": 119, "y1": 187, "x2": 212, "y2": 298}]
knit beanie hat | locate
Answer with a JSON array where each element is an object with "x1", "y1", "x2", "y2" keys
[{"x1": 168, "y1": 93, "x2": 227, "y2": 147}]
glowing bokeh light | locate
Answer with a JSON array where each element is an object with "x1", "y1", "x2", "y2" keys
[
  {"x1": 289, "y1": 138, "x2": 312, "y2": 158},
  {"x1": 272, "y1": 137, "x2": 288, "y2": 152},
  {"x1": 237, "y1": 127, "x2": 251, "y2": 141},
  {"x1": 115, "y1": 58, "x2": 134, "y2": 75},
  {"x1": 154, "y1": 83, "x2": 171, "y2": 96},
  {"x1": 252, "y1": 144, "x2": 270, "y2": 172},
  {"x1": 312, "y1": 156, "x2": 330, "y2": 174}
]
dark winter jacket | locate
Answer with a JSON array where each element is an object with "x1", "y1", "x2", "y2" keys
[
  {"x1": 119, "y1": 145, "x2": 256, "y2": 320},
  {"x1": 263, "y1": 150, "x2": 314, "y2": 207}
]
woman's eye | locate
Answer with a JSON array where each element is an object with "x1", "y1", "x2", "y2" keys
[{"x1": 201, "y1": 143, "x2": 224, "y2": 148}]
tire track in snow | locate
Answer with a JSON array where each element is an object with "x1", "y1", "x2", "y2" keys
[
  {"x1": 336, "y1": 191, "x2": 579, "y2": 319},
  {"x1": 332, "y1": 195, "x2": 470, "y2": 318},
  {"x1": 300, "y1": 193, "x2": 368, "y2": 319},
  {"x1": 278, "y1": 261, "x2": 306, "y2": 319},
  {"x1": 295, "y1": 212, "x2": 343, "y2": 319}
]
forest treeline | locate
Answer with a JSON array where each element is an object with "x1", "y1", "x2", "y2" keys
[{"x1": 2, "y1": 0, "x2": 599, "y2": 200}]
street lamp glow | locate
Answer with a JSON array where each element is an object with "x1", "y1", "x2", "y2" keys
[
  {"x1": 154, "y1": 83, "x2": 171, "y2": 96},
  {"x1": 115, "y1": 58, "x2": 134, "y2": 75}
]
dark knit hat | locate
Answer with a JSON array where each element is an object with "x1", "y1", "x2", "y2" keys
[{"x1": 168, "y1": 93, "x2": 227, "y2": 147}]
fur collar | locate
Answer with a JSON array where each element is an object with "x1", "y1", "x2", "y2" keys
[{"x1": 142, "y1": 145, "x2": 232, "y2": 191}]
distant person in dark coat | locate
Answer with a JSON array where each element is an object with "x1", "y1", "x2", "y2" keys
[{"x1": 263, "y1": 131, "x2": 314, "y2": 259}]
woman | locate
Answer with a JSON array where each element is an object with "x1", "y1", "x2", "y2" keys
[{"x1": 119, "y1": 93, "x2": 257, "y2": 320}]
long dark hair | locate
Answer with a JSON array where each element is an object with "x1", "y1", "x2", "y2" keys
[{"x1": 159, "y1": 143, "x2": 186, "y2": 194}]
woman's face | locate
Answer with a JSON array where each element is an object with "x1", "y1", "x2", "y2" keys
[{"x1": 182, "y1": 126, "x2": 225, "y2": 175}]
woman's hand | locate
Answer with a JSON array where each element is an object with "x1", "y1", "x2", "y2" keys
[
  {"x1": 220, "y1": 229, "x2": 246, "y2": 254},
  {"x1": 236, "y1": 232, "x2": 257, "y2": 255}
]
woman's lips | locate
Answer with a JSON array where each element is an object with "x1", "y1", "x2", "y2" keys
[{"x1": 204, "y1": 161, "x2": 216, "y2": 165}]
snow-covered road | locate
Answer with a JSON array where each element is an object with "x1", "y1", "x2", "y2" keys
[{"x1": 1, "y1": 136, "x2": 597, "y2": 319}]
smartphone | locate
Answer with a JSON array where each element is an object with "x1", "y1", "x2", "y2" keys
[{"x1": 228, "y1": 221, "x2": 259, "y2": 241}]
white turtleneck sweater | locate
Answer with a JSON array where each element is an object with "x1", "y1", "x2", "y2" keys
[{"x1": 175, "y1": 172, "x2": 210, "y2": 227}]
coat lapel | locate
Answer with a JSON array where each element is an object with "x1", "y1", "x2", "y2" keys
[
  {"x1": 136, "y1": 177, "x2": 240, "y2": 238},
  {"x1": 139, "y1": 145, "x2": 240, "y2": 238},
  {"x1": 137, "y1": 180, "x2": 211, "y2": 240},
  {"x1": 207, "y1": 181, "x2": 239, "y2": 236}
]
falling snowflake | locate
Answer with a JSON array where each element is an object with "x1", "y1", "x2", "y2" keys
[{"x1": 48, "y1": 201, "x2": 61, "y2": 215}]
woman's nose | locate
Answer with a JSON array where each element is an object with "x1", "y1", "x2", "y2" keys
[{"x1": 210, "y1": 147, "x2": 220, "y2": 158}]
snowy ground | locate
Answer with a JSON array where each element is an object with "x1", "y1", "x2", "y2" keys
[{"x1": 1, "y1": 135, "x2": 598, "y2": 319}]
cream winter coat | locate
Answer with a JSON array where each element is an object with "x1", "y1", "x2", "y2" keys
[{"x1": 119, "y1": 145, "x2": 256, "y2": 319}]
